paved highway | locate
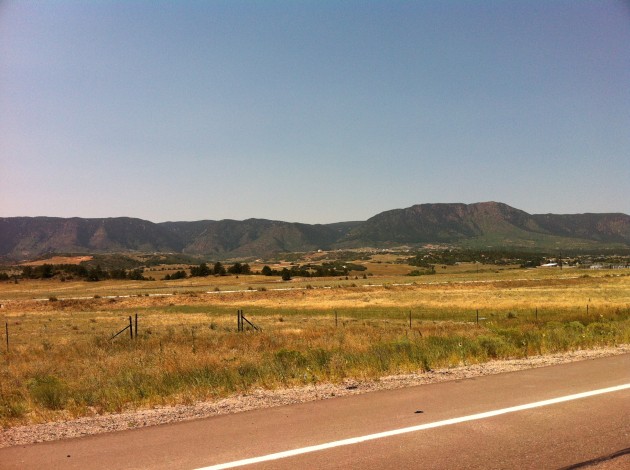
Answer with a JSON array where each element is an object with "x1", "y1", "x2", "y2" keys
[{"x1": 1, "y1": 354, "x2": 628, "y2": 469}]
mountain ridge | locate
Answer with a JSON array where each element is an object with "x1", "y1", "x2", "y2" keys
[{"x1": 1, "y1": 202, "x2": 629, "y2": 261}]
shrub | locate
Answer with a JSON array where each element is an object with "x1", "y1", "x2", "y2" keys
[
  {"x1": 0, "y1": 393, "x2": 27, "y2": 419},
  {"x1": 28, "y1": 375, "x2": 67, "y2": 410},
  {"x1": 274, "y1": 349, "x2": 307, "y2": 380},
  {"x1": 408, "y1": 268, "x2": 435, "y2": 276},
  {"x1": 477, "y1": 335, "x2": 510, "y2": 358}
]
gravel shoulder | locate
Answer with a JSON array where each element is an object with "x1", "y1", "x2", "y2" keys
[{"x1": 2, "y1": 345, "x2": 628, "y2": 449}]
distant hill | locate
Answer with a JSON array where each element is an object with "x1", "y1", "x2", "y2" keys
[
  {"x1": 1, "y1": 202, "x2": 629, "y2": 261},
  {"x1": 0, "y1": 217, "x2": 183, "y2": 261},
  {"x1": 160, "y1": 219, "x2": 357, "y2": 258},
  {"x1": 340, "y1": 202, "x2": 630, "y2": 249}
]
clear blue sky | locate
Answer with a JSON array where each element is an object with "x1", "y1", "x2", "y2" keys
[{"x1": 1, "y1": 0, "x2": 629, "y2": 223}]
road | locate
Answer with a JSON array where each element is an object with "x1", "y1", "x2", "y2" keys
[{"x1": 1, "y1": 354, "x2": 628, "y2": 469}]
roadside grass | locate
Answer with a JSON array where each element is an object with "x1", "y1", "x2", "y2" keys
[{"x1": 1, "y1": 270, "x2": 629, "y2": 427}]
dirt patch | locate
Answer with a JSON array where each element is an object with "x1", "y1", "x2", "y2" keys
[
  {"x1": 20, "y1": 256, "x2": 93, "y2": 266},
  {"x1": 1, "y1": 345, "x2": 628, "y2": 448}
]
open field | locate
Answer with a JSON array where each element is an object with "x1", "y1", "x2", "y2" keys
[{"x1": 1, "y1": 266, "x2": 629, "y2": 428}]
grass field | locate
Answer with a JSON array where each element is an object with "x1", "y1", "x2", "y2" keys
[{"x1": 1, "y1": 265, "x2": 629, "y2": 427}]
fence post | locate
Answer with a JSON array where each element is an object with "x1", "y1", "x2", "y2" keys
[
  {"x1": 409, "y1": 311, "x2": 412, "y2": 329},
  {"x1": 239, "y1": 311, "x2": 261, "y2": 332},
  {"x1": 129, "y1": 316, "x2": 133, "y2": 339},
  {"x1": 535, "y1": 307, "x2": 538, "y2": 321},
  {"x1": 476, "y1": 309, "x2": 479, "y2": 325},
  {"x1": 5, "y1": 321, "x2": 8, "y2": 353},
  {"x1": 335, "y1": 311, "x2": 338, "y2": 327},
  {"x1": 587, "y1": 304, "x2": 589, "y2": 315},
  {"x1": 135, "y1": 313, "x2": 138, "y2": 339}
]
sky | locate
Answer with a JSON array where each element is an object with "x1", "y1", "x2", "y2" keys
[{"x1": 1, "y1": 0, "x2": 629, "y2": 224}]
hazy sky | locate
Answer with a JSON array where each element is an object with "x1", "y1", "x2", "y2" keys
[{"x1": 1, "y1": 1, "x2": 629, "y2": 223}]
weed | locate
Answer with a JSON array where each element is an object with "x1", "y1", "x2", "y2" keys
[
  {"x1": 0, "y1": 394, "x2": 27, "y2": 420},
  {"x1": 28, "y1": 375, "x2": 67, "y2": 410}
]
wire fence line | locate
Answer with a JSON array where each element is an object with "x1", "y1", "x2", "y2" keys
[{"x1": 2, "y1": 303, "x2": 627, "y2": 353}]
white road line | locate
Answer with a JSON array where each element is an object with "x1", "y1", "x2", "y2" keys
[{"x1": 198, "y1": 383, "x2": 630, "y2": 470}]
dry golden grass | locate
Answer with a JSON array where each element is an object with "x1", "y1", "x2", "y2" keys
[
  {"x1": 19, "y1": 256, "x2": 93, "y2": 266},
  {"x1": 3, "y1": 268, "x2": 629, "y2": 314},
  {"x1": 1, "y1": 267, "x2": 628, "y2": 427}
]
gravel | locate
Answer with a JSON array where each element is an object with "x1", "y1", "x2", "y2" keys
[{"x1": 2, "y1": 345, "x2": 628, "y2": 449}]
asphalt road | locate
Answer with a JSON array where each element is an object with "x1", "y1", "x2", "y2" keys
[{"x1": 1, "y1": 354, "x2": 628, "y2": 470}]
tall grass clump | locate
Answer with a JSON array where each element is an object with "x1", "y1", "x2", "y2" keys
[{"x1": 28, "y1": 374, "x2": 68, "y2": 410}]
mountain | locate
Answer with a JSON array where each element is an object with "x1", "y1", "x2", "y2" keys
[
  {"x1": 0, "y1": 217, "x2": 183, "y2": 261},
  {"x1": 1, "y1": 203, "x2": 629, "y2": 261},
  {"x1": 340, "y1": 202, "x2": 630, "y2": 249},
  {"x1": 531, "y1": 213, "x2": 630, "y2": 245},
  {"x1": 160, "y1": 219, "x2": 356, "y2": 258}
]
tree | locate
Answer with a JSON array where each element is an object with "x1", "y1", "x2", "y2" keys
[
  {"x1": 128, "y1": 269, "x2": 145, "y2": 280},
  {"x1": 281, "y1": 268, "x2": 291, "y2": 281},
  {"x1": 21, "y1": 266, "x2": 34, "y2": 279},
  {"x1": 190, "y1": 263, "x2": 211, "y2": 277},
  {"x1": 228, "y1": 262, "x2": 243, "y2": 275},
  {"x1": 110, "y1": 268, "x2": 128, "y2": 280},
  {"x1": 170, "y1": 270, "x2": 187, "y2": 280},
  {"x1": 87, "y1": 265, "x2": 107, "y2": 282},
  {"x1": 214, "y1": 262, "x2": 226, "y2": 276},
  {"x1": 39, "y1": 264, "x2": 54, "y2": 279},
  {"x1": 261, "y1": 265, "x2": 272, "y2": 276}
]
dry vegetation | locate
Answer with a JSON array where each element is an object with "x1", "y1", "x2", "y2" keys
[
  {"x1": 19, "y1": 256, "x2": 94, "y2": 267},
  {"x1": 1, "y1": 265, "x2": 629, "y2": 428}
]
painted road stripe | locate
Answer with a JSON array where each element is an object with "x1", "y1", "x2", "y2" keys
[{"x1": 198, "y1": 383, "x2": 630, "y2": 470}]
